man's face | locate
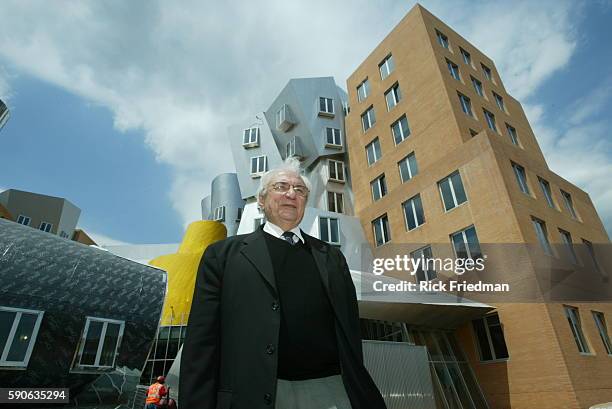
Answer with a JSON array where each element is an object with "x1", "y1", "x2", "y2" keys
[{"x1": 258, "y1": 171, "x2": 307, "y2": 231}]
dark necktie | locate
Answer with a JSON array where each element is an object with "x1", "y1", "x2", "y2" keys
[{"x1": 282, "y1": 231, "x2": 297, "y2": 245}]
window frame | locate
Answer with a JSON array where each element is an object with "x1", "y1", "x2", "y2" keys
[
  {"x1": 471, "y1": 76, "x2": 484, "y2": 97},
  {"x1": 242, "y1": 127, "x2": 260, "y2": 147},
  {"x1": 366, "y1": 137, "x2": 382, "y2": 166},
  {"x1": 250, "y1": 155, "x2": 268, "y2": 177},
  {"x1": 371, "y1": 174, "x2": 387, "y2": 202},
  {"x1": 458, "y1": 92, "x2": 473, "y2": 117},
  {"x1": 538, "y1": 177, "x2": 555, "y2": 208},
  {"x1": 559, "y1": 229, "x2": 578, "y2": 265},
  {"x1": 436, "y1": 30, "x2": 449, "y2": 49},
  {"x1": 357, "y1": 79, "x2": 370, "y2": 102},
  {"x1": 438, "y1": 171, "x2": 468, "y2": 211},
  {"x1": 511, "y1": 162, "x2": 530, "y2": 195},
  {"x1": 327, "y1": 191, "x2": 344, "y2": 214},
  {"x1": 410, "y1": 245, "x2": 437, "y2": 282},
  {"x1": 451, "y1": 225, "x2": 482, "y2": 260},
  {"x1": 328, "y1": 159, "x2": 345, "y2": 183},
  {"x1": 319, "y1": 97, "x2": 335, "y2": 116},
  {"x1": 483, "y1": 109, "x2": 497, "y2": 132},
  {"x1": 592, "y1": 311, "x2": 612, "y2": 355},
  {"x1": 402, "y1": 194, "x2": 425, "y2": 231},
  {"x1": 212, "y1": 206, "x2": 225, "y2": 222},
  {"x1": 472, "y1": 313, "x2": 510, "y2": 362},
  {"x1": 481, "y1": 63, "x2": 493, "y2": 81},
  {"x1": 73, "y1": 316, "x2": 125, "y2": 370},
  {"x1": 319, "y1": 216, "x2": 340, "y2": 245},
  {"x1": 39, "y1": 222, "x2": 53, "y2": 233},
  {"x1": 391, "y1": 115, "x2": 410, "y2": 145},
  {"x1": 505, "y1": 123, "x2": 519, "y2": 146},
  {"x1": 460, "y1": 47, "x2": 472, "y2": 66},
  {"x1": 325, "y1": 127, "x2": 342, "y2": 148},
  {"x1": 561, "y1": 190, "x2": 578, "y2": 219},
  {"x1": 385, "y1": 82, "x2": 402, "y2": 111},
  {"x1": 0, "y1": 306, "x2": 44, "y2": 368},
  {"x1": 564, "y1": 306, "x2": 591, "y2": 354},
  {"x1": 582, "y1": 239, "x2": 602, "y2": 273},
  {"x1": 493, "y1": 92, "x2": 505, "y2": 112},
  {"x1": 532, "y1": 217, "x2": 553, "y2": 256},
  {"x1": 361, "y1": 106, "x2": 376, "y2": 132},
  {"x1": 447, "y1": 59, "x2": 461, "y2": 81},
  {"x1": 398, "y1": 152, "x2": 418, "y2": 183},
  {"x1": 379, "y1": 54, "x2": 395, "y2": 80},
  {"x1": 372, "y1": 214, "x2": 391, "y2": 247},
  {"x1": 16, "y1": 215, "x2": 31, "y2": 226}
]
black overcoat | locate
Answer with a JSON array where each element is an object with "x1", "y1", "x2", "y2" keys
[{"x1": 179, "y1": 227, "x2": 387, "y2": 409}]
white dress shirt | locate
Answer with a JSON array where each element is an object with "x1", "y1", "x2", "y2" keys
[{"x1": 263, "y1": 221, "x2": 305, "y2": 244}]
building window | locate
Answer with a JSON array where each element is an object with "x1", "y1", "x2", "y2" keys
[
  {"x1": 505, "y1": 123, "x2": 519, "y2": 146},
  {"x1": 286, "y1": 138, "x2": 298, "y2": 159},
  {"x1": 403, "y1": 194, "x2": 425, "y2": 231},
  {"x1": 451, "y1": 225, "x2": 482, "y2": 260},
  {"x1": 319, "y1": 97, "x2": 334, "y2": 116},
  {"x1": 559, "y1": 229, "x2": 578, "y2": 264},
  {"x1": 483, "y1": 109, "x2": 497, "y2": 132},
  {"x1": 560, "y1": 190, "x2": 578, "y2": 219},
  {"x1": 411, "y1": 246, "x2": 437, "y2": 282},
  {"x1": 493, "y1": 92, "x2": 505, "y2": 111},
  {"x1": 16, "y1": 215, "x2": 31, "y2": 226},
  {"x1": 458, "y1": 92, "x2": 473, "y2": 117},
  {"x1": 39, "y1": 222, "x2": 53, "y2": 233},
  {"x1": 0, "y1": 306, "x2": 44, "y2": 368},
  {"x1": 327, "y1": 192, "x2": 344, "y2": 214},
  {"x1": 275, "y1": 104, "x2": 295, "y2": 132},
  {"x1": 481, "y1": 63, "x2": 493, "y2": 81},
  {"x1": 592, "y1": 311, "x2": 612, "y2": 355},
  {"x1": 243, "y1": 127, "x2": 260, "y2": 147},
  {"x1": 60, "y1": 231, "x2": 69, "y2": 239},
  {"x1": 471, "y1": 76, "x2": 484, "y2": 97},
  {"x1": 438, "y1": 171, "x2": 468, "y2": 211},
  {"x1": 538, "y1": 177, "x2": 555, "y2": 208},
  {"x1": 250, "y1": 155, "x2": 268, "y2": 176},
  {"x1": 372, "y1": 214, "x2": 391, "y2": 247},
  {"x1": 447, "y1": 59, "x2": 461, "y2": 81},
  {"x1": 319, "y1": 217, "x2": 340, "y2": 245},
  {"x1": 361, "y1": 106, "x2": 376, "y2": 132},
  {"x1": 511, "y1": 162, "x2": 530, "y2": 195},
  {"x1": 371, "y1": 175, "x2": 387, "y2": 202},
  {"x1": 74, "y1": 317, "x2": 125, "y2": 369},
  {"x1": 398, "y1": 152, "x2": 418, "y2": 183},
  {"x1": 472, "y1": 314, "x2": 509, "y2": 361},
  {"x1": 379, "y1": 54, "x2": 395, "y2": 80},
  {"x1": 564, "y1": 306, "x2": 590, "y2": 354},
  {"x1": 460, "y1": 47, "x2": 471, "y2": 65},
  {"x1": 328, "y1": 160, "x2": 345, "y2": 183},
  {"x1": 212, "y1": 206, "x2": 225, "y2": 222},
  {"x1": 385, "y1": 83, "x2": 402, "y2": 111},
  {"x1": 532, "y1": 217, "x2": 553, "y2": 256},
  {"x1": 391, "y1": 115, "x2": 410, "y2": 145},
  {"x1": 582, "y1": 239, "x2": 601, "y2": 272},
  {"x1": 357, "y1": 79, "x2": 370, "y2": 102},
  {"x1": 366, "y1": 138, "x2": 382, "y2": 166},
  {"x1": 325, "y1": 127, "x2": 342, "y2": 147},
  {"x1": 436, "y1": 30, "x2": 449, "y2": 49}
]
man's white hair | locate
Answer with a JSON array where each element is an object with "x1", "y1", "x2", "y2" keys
[{"x1": 256, "y1": 157, "x2": 312, "y2": 199}]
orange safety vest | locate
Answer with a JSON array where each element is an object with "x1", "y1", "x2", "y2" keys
[{"x1": 146, "y1": 383, "x2": 166, "y2": 404}]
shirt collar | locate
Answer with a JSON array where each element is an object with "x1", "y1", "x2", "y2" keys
[{"x1": 263, "y1": 221, "x2": 305, "y2": 244}]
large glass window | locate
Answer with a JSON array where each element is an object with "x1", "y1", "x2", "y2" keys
[
  {"x1": 436, "y1": 30, "x2": 449, "y2": 49},
  {"x1": 16, "y1": 215, "x2": 31, "y2": 226},
  {"x1": 451, "y1": 225, "x2": 482, "y2": 260},
  {"x1": 357, "y1": 79, "x2": 370, "y2": 102},
  {"x1": 385, "y1": 83, "x2": 402, "y2": 110},
  {"x1": 379, "y1": 55, "x2": 395, "y2": 80},
  {"x1": 483, "y1": 109, "x2": 497, "y2": 132},
  {"x1": 559, "y1": 229, "x2": 578, "y2": 264},
  {"x1": 361, "y1": 106, "x2": 376, "y2": 132},
  {"x1": 472, "y1": 313, "x2": 509, "y2": 361},
  {"x1": 532, "y1": 217, "x2": 553, "y2": 256},
  {"x1": 39, "y1": 222, "x2": 53, "y2": 233},
  {"x1": 243, "y1": 127, "x2": 259, "y2": 147},
  {"x1": 325, "y1": 127, "x2": 342, "y2": 147},
  {"x1": 75, "y1": 317, "x2": 125, "y2": 369},
  {"x1": 592, "y1": 311, "x2": 612, "y2": 355},
  {"x1": 391, "y1": 115, "x2": 410, "y2": 145},
  {"x1": 564, "y1": 306, "x2": 590, "y2": 354},
  {"x1": 319, "y1": 217, "x2": 340, "y2": 245},
  {"x1": 372, "y1": 215, "x2": 390, "y2": 247},
  {"x1": 366, "y1": 138, "x2": 382, "y2": 166},
  {"x1": 371, "y1": 175, "x2": 387, "y2": 202},
  {"x1": 512, "y1": 162, "x2": 530, "y2": 195},
  {"x1": 481, "y1": 63, "x2": 493, "y2": 81},
  {"x1": 403, "y1": 194, "x2": 425, "y2": 231},
  {"x1": 398, "y1": 152, "x2": 418, "y2": 183},
  {"x1": 447, "y1": 59, "x2": 461, "y2": 81},
  {"x1": 319, "y1": 97, "x2": 334, "y2": 116},
  {"x1": 505, "y1": 123, "x2": 519, "y2": 146},
  {"x1": 493, "y1": 92, "x2": 505, "y2": 111},
  {"x1": 471, "y1": 76, "x2": 484, "y2": 97},
  {"x1": 582, "y1": 239, "x2": 601, "y2": 272},
  {"x1": 0, "y1": 307, "x2": 44, "y2": 368},
  {"x1": 460, "y1": 48, "x2": 472, "y2": 65},
  {"x1": 438, "y1": 171, "x2": 467, "y2": 211},
  {"x1": 141, "y1": 324, "x2": 187, "y2": 384}
]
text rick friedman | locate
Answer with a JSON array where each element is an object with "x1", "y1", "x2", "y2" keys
[{"x1": 372, "y1": 280, "x2": 510, "y2": 292}]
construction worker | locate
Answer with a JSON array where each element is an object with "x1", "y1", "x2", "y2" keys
[{"x1": 146, "y1": 376, "x2": 168, "y2": 409}]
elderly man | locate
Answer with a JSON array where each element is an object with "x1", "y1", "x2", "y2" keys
[{"x1": 180, "y1": 159, "x2": 386, "y2": 409}]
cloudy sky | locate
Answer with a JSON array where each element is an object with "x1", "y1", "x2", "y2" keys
[{"x1": 0, "y1": 0, "x2": 610, "y2": 245}]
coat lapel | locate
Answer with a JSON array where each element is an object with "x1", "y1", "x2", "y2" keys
[{"x1": 240, "y1": 228, "x2": 277, "y2": 296}]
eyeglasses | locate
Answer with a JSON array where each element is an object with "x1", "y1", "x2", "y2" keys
[{"x1": 270, "y1": 182, "x2": 309, "y2": 197}]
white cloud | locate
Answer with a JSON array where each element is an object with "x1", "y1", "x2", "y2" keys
[
  {"x1": 86, "y1": 230, "x2": 132, "y2": 246},
  {"x1": 1, "y1": 0, "x2": 609, "y2": 237}
]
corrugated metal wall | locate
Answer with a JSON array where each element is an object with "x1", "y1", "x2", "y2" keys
[{"x1": 363, "y1": 340, "x2": 436, "y2": 409}]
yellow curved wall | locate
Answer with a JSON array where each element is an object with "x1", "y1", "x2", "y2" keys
[{"x1": 149, "y1": 220, "x2": 226, "y2": 326}]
